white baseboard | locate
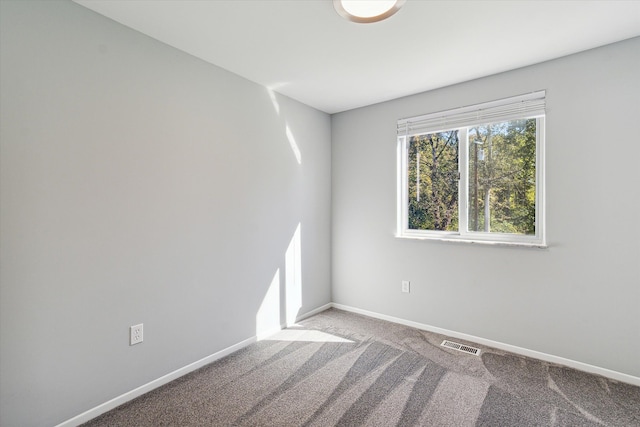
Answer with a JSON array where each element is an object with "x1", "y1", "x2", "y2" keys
[
  {"x1": 56, "y1": 301, "x2": 639, "y2": 426},
  {"x1": 55, "y1": 335, "x2": 256, "y2": 427},
  {"x1": 296, "y1": 303, "x2": 333, "y2": 322},
  {"x1": 330, "y1": 303, "x2": 640, "y2": 387},
  {"x1": 56, "y1": 304, "x2": 334, "y2": 427},
  {"x1": 256, "y1": 303, "x2": 335, "y2": 340}
]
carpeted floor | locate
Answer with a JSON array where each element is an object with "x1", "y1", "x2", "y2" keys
[{"x1": 83, "y1": 308, "x2": 640, "y2": 426}]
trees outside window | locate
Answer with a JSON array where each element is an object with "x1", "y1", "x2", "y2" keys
[{"x1": 398, "y1": 92, "x2": 545, "y2": 246}]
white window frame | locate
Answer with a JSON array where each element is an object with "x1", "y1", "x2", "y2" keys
[{"x1": 397, "y1": 92, "x2": 546, "y2": 247}]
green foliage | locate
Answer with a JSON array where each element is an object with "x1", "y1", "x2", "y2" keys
[
  {"x1": 468, "y1": 119, "x2": 537, "y2": 235},
  {"x1": 407, "y1": 131, "x2": 459, "y2": 231},
  {"x1": 408, "y1": 119, "x2": 537, "y2": 235}
]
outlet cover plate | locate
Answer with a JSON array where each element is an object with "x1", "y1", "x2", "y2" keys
[
  {"x1": 402, "y1": 280, "x2": 410, "y2": 293},
  {"x1": 130, "y1": 323, "x2": 143, "y2": 345}
]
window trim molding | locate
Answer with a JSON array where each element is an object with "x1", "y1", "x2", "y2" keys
[{"x1": 396, "y1": 92, "x2": 546, "y2": 248}]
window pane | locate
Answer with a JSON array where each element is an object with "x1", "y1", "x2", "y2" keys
[
  {"x1": 467, "y1": 119, "x2": 536, "y2": 235},
  {"x1": 407, "y1": 131, "x2": 459, "y2": 231}
]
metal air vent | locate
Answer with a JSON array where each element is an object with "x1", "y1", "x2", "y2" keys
[{"x1": 441, "y1": 340, "x2": 481, "y2": 356}]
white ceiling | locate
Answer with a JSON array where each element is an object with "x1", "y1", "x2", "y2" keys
[{"x1": 74, "y1": 0, "x2": 640, "y2": 114}]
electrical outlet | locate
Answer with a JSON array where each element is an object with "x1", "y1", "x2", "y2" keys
[
  {"x1": 401, "y1": 280, "x2": 410, "y2": 293},
  {"x1": 130, "y1": 323, "x2": 143, "y2": 345}
]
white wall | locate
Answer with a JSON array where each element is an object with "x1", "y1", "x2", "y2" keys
[
  {"x1": 332, "y1": 38, "x2": 640, "y2": 379},
  {"x1": 0, "y1": 1, "x2": 331, "y2": 426}
]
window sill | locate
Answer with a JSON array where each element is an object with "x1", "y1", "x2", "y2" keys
[{"x1": 395, "y1": 233, "x2": 548, "y2": 249}]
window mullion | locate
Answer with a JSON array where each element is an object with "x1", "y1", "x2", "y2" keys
[
  {"x1": 458, "y1": 128, "x2": 469, "y2": 237},
  {"x1": 397, "y1": 136, "x2": 408, "y2": 235},
  {"x1": 535, "y1": 117, "x2": 545, "y2": 245}
]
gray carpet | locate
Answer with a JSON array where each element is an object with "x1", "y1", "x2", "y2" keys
[{"x1": 83, "y1": 309, "x2": 640, "y2": 426}]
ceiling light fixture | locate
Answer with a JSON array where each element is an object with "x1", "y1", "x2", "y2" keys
[{"x1": 333, "y1": 0, "x2": 405, "y2": 24}]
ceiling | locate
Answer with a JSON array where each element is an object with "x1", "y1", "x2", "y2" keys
[{"x1": 73, "y1": 0, "x2": 640, "y2": 114}]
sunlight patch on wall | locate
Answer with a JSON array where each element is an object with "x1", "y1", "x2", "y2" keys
[
  {"x1": 286, "y1": 124, "x2": 302, "y2": 164},
  {"x1": 265, "y1": 87, "x2": 301, "y2": 164},
  {"x1": 285, "y1": 223, "x2": 302, "y2": 327},
  {"x1": 267, "y1": 87, "x2": 280, "y2": 116},
  {"x1": 256, "y1": 269, "x2": 281, "y2": 340}
]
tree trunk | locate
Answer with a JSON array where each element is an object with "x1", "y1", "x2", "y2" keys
[
  {"x1": 473, "y1": 142, "x2": 479, "y2": 231},
  {"x1": 484, "y1": 187, "x2": 491, "y2": 232}
]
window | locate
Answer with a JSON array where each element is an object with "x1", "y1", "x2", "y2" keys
[{"x1": 397, "y1": 91, "x2": 545, "y2": 247}]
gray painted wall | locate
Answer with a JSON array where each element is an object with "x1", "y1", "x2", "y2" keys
[
  {"x1": 2, "y1": 1, "x2": 639, "y2": 425},
  {"x1": 0, "y1": 1, "x2": 331, "y2": 426},
  {"x1": 332, "y1": 38, "x2": 640, "y2": 379}
]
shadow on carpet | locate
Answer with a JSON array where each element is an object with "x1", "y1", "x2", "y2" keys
[{"x1": 83, "y1": 309, "x2": 640, "y2": 426}]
